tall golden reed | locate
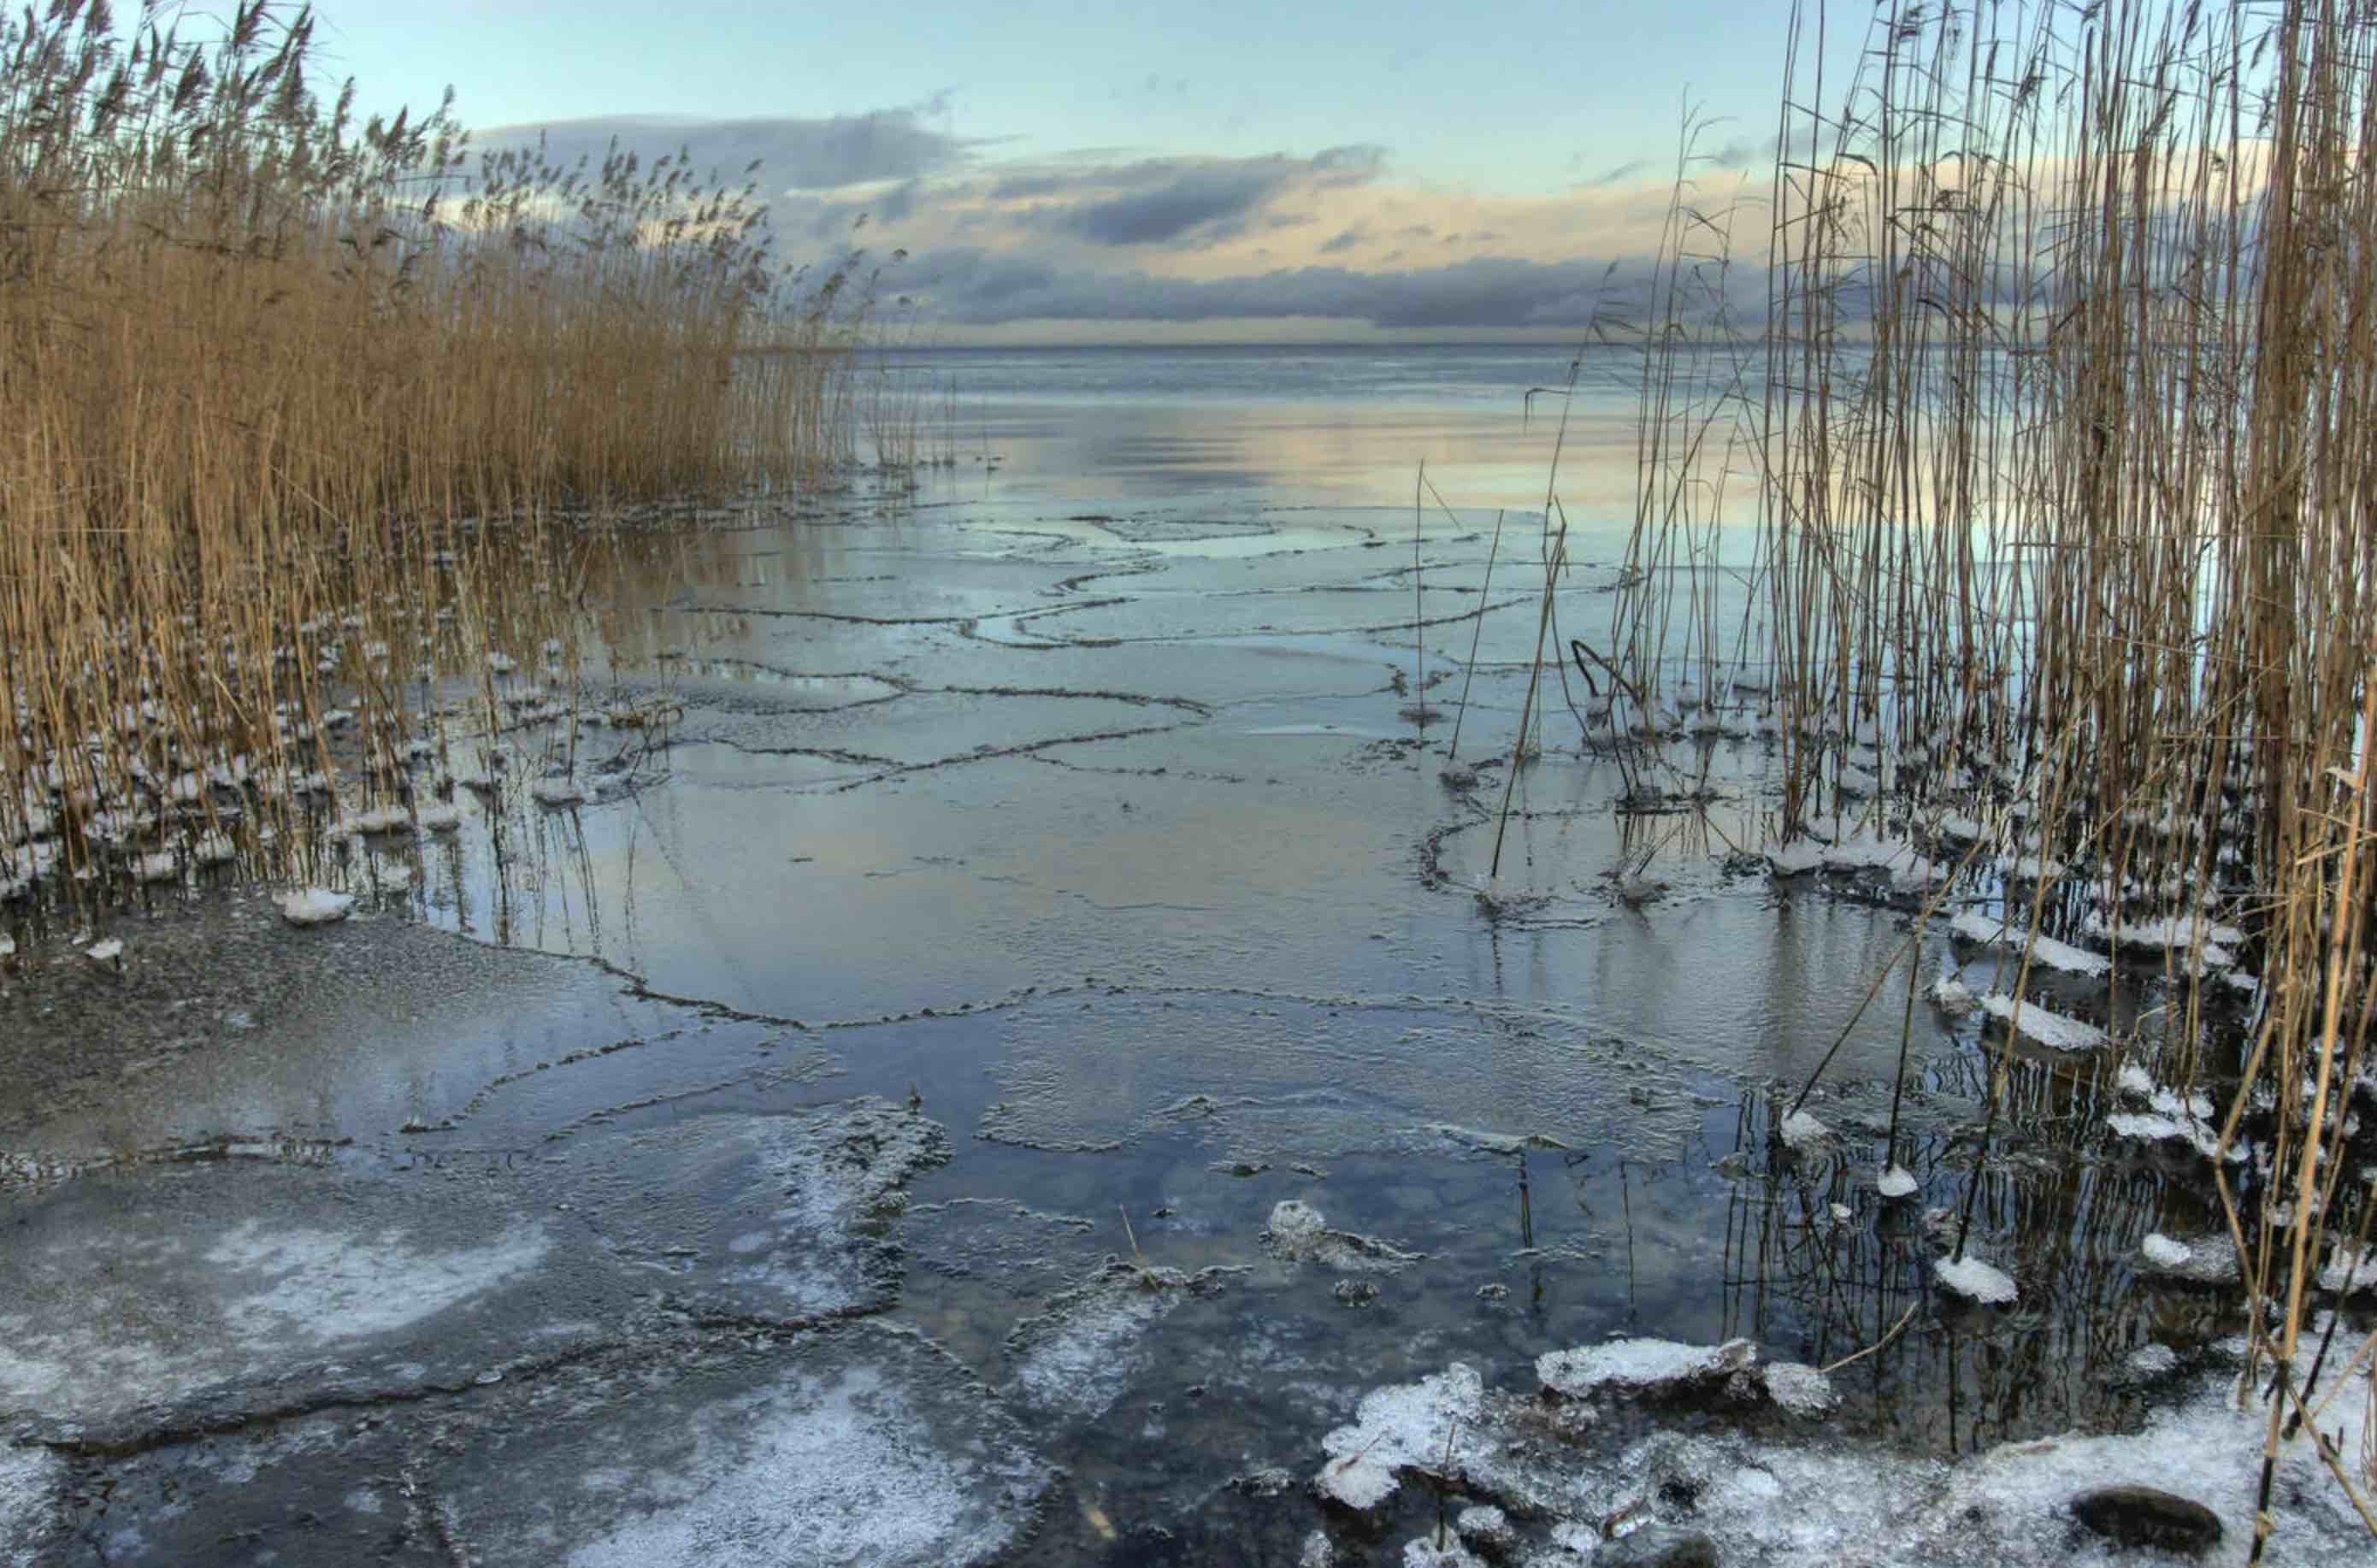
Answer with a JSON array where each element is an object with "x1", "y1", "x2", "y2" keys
[{"x1": 0, "y1": 1, "x2": 870, "y2": 905}]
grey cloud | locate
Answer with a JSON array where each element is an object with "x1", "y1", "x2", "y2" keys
[
  {"x1": 971, "y1": 149, "x2": 1389, "y2": 248},
  {"x1": 1065, "y1": 162, "x2": 1289, "y2": 245},
  {"x1": 787, "y1": 150, "x2": 1318, "y2": 249},
  {"x1": 1311, "y1": 144, "x2": 1389, "y2": 180},
  {"x1": 470, "y1": 98, "x2": 980, "y2": 191},
  {"x1": 1318, "y1": 227, "x2": 1368, "y2": 254},
  {"x1": 904, "y1": 250, "x2": 1761, "y2": 330}
]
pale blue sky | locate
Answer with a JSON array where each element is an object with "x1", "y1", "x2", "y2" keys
[
  {"x1": 301, "y1": 0, "x2": 1831, "y2": 341},
  {"x1": 314, "y1": 2, "x2": 1792, "y2": 192}
]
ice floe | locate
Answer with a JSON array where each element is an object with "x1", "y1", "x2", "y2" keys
[
  {"x1": 1979, "y1": 993, "x2": 2108, "y2": 1052},
  {"x1": 280, "y1": 887, "x2": 356, "y2": 926}
]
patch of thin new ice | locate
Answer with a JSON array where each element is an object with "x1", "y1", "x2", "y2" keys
[
  {"x1": 567, "y1": 1366, "x2": 1033, "y2": 1568},
  {"x1": 1979, "y1": 993, "x2": 2107, "y2": 1052},
  {"x1": 1264, "y1": 1200, "x2": 1424, "y2": 1272},
  {"x1": 1947, "y1": 911, "x2": 2111, "y2": 977},
  {"x1": 1315, "y1": 1363, "x2": 1483, "y2": 1511},
  {"x1": 2081, "y1": 910, "x2": 2243, "y2": 969},
  {"x1": 1933, "y1": 1254, "x2": 2019, "y2": 1304},
  {"x1": 1428, "y1": 1123, "x2": 1571, "y2": 1154},
  {"x1": 2108, "y1": 1106, "x2": 2236, "y2": 1163},
  {"x1": 204, "y1": 1218, "x2": 549, "y2": 1347},
  {"x1": 1009, "y1": 1281, "x2": 1172, "y2": 1419},
  {"x1": 1877, "y1": 1165, "x2": 1919, "y2": 1199},
  {"x1": 1778, "y1": 1111, "x2": 1831, "y2": 1150},
  {"x1": 1536, "y1": 1338, "x2": 1755, "y2": 1400},
  {"x1": 1823, "y1": 834, "x2": 1921, "y2": 875},
  {"x1": 280, "y1": 887, "x2": 355, "y2": 926}
]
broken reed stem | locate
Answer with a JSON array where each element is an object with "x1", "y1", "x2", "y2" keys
[
  {"x1": 1882, "y1": 934, "x2": 1920, "y2": 1175},
  {"x1": 1413, "y1": 461, "x2": 1427, "y2": 725},
  {"x1": 1489, "y1": 522, "x2": 1570, "y2": 881},
  {"x1": 1820, "y1": 1301, "x2": 1918, "y2": 1376},
  {"x1": 1446, "y1": 507, "x2": 1507, "y2": 762}
]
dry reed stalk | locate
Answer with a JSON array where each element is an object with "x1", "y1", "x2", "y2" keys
[
  {"x1": 0, "y1": 3, "x2": 878, "y2": 923},
  {"x1": 1667, "y1": 0, "x2": 2377, "y2": 1547}
]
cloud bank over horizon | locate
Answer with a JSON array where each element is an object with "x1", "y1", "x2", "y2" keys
[{"x1": 468, "y1": 103, "x2": 1769, "y2": 343}]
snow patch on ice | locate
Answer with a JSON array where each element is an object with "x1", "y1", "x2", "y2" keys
[
  {"x1": 1933, "y1": 1254, "x2": 2019, "y2": 1304},
  {"x1": 1315, "y1": 1362, "x2": 1483, "y2": 1511},
  {"x1": 1877, "y1": 1164, "x2": 1920, "y2": 1199},
  {"x1": 1979, "y1": 993, "x2": 2108, "y2": 1052},
  {"x1": 280, "y1": 887, "x2": 356, "y2": 926},
  {"x1": 1006, "y1": 1259, "x2": 1230, "y2": 1420},
  {"x1": 1948, "y1": 910, "x2": 2111, "y2": 977},
  {"x1": 1763, "y1": 1362, "x2": 1839, "y2": 1418},
  {"x1": 1778, "y1": 1111, "x2": 1831, "y2": 1150},
  {"x1": 2135, "y1": 1231, "x2": 2241, "y2": 1286},
  {"x1": 565, "y1": 1363, "x2": 1038, "y2": 1568},
  {"x1": 205, "y1": 1218, "x2": 550, "y2": 1346},
  {"x1": 1537, "y1": 1337, "x2": 1756, "y2": 1400}
]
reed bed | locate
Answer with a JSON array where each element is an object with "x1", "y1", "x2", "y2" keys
[
  {"x1": 0, "y1": 2, "x2": 871, "y2": 922},
  {"x1": 1583, "y1": 0, "x2": 2377, "y2": 1545}
]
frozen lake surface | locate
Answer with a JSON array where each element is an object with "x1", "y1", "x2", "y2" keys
[{"x1": 3, "y1": 346, "x2": 2368, "y2": 1565}]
